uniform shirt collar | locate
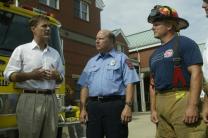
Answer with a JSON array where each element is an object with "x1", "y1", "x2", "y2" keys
[
  {"x1": 96, "y1": 48, "x2": 116, "y2": 60},
  {"x1": 31, "y1": 40, "x2": 50, "y2": 51}
]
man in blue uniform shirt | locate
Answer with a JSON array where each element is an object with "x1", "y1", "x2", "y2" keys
[{"x1": 78, "y1": 29, "x2": 139, "y2": 138}]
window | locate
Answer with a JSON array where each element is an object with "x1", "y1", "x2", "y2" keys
[
  {"x1": 74, "y1": 0, "x2": 90, "y2": 21},
  {"x1": 39, "y1": 0, "x2": 59, "y2": 9},
  {"x1": 116, "y1": 44, "x2": 124, "y2": 52},
  {"x1": 0, "y1": 11, "x2": 33, "y2": 56}
]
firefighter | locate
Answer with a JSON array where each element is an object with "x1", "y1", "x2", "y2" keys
[
  {"x1": 148, "y1": 5, "x2": 207, "y2": 138},
  {"x1": 78, "y1": 29, "x2": 139, "y2": 138}
]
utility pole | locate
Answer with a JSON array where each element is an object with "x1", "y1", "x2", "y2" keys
[
  {"x1": 140, "y1": 73, "x2": 146, "y2": 112},
  {"x1": 133, "y1": 84, "x2": 138, "y2": 112},
  {"x1": 138, "y1": 52, "x2": 146, "y2": 112},
  {"x1": 15, "y1": 0, "x2": 18, "y2": 6}
]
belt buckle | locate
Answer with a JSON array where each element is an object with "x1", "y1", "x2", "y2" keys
[
  {"x1": 97, "y1": 96, "x2": 104, "y2": 102},
  {"x1": 171, "y1": 88, "x2": 176, "y2": 92}
]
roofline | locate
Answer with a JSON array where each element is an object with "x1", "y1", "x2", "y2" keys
[
  {"x1": 96, "y1": 0, "x2": 105, "y2": 10},
  {"x1": 198, "y1": 42, "x2": 206, "y2": 45},
  {"x1": 129, "y1": 43, "x2": 161, "y2": 52},
  {"x1": 129, "y1": 41, "x2": 206, "y2": 53},
  {"x1": 112, "y1": 28, "x2": 130, "y2": 46},
  {"x1": 126, "y1": 29, "x2": 152, "y2": 37}
]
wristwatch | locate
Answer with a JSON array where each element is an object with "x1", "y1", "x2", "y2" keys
[
  {"x1": 56, "y1": 72, "x2": 63, "y2": 82},
  {"x1": 125, "y1": 102, "x2": 133, "y2": 108}
]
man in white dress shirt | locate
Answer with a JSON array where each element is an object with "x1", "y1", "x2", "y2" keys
[
  {"x1": 202, "y1": 0, "x2": 208, "y2": 125},
  {"x1": 4, "y1": 15, "x2": 64, "y2": 138}
]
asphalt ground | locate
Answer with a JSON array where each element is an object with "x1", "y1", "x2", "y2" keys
[{"x1": 129, "y1": 112, "x2": 156, "y2": 138}]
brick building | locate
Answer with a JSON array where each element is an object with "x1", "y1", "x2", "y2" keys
[
  {"x1": 127, "y1": 29, "x2": 160, "y2": 111},
  {"x1": 19, "y1": 0, "x2": 104, "y2": 92},
  {"x1": 19, "y1": 0, "x2": 132, "y2": 101}
]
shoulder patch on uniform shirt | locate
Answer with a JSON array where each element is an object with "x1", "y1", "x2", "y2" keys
[{"x1": 125, "y1": 59, "x2": 134, "y2": 69}]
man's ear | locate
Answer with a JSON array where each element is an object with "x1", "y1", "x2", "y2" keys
[
  {"x1": 31, "y1": 26, "x2": 35, "y2": 33},
  {"x1": 167, "y1": 24, "x2": 173, "y2": 31}
]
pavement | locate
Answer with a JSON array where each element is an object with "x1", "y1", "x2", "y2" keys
[
  {"x1": 62, "y1": 112, "x2": 156, "y2": 138},
  {"x1": 129, "y1": 112, "x2": 156, "y2": 138}
]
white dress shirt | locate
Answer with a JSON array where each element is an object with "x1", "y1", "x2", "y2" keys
[
  {"x1": 202, "y1": 39, "x2": 208, "y2": 82},
  {"x1": 4, "y1": 40, "x2": 64, "y2": 90}
]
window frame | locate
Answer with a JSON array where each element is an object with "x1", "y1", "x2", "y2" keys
[
  {"x1": 39, "y1": 0, "x2": 60, "y2": 9},
  {"x1": 74, "y1": 0, "x2": 90, "y2": 22},
  {"x1": 116, "y1": 44, "x2": 125, "y2": 52}
]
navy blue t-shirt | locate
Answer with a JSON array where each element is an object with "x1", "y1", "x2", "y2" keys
[{"x1": 149, "y1": 35, "x2": 203, "y2": 91}]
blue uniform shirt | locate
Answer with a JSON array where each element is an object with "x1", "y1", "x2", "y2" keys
[
  {"x1": 78, "y1": 49, "x2": 139, "y2": 96},
  {"x1": 149, "y1": 35, "x2": 203, "y2": 91}
]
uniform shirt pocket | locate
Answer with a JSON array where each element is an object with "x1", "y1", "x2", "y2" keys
[
  {"x1": 88, "y1": 66, "x2": 100, "y2": 83},
  {"x1": 106, "y1": 64, "x2": 120, "y2": 80}
]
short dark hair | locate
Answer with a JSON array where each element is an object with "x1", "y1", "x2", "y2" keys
[
  {"x1": 164, "y1": 20, "x2": 180, "y2": 32},
  {"x1": 29, "y1": 15, "x2": 49, "y2": 27},
  {"x1": 108, "y1": 32, "x2": 116, "y2": 44}
]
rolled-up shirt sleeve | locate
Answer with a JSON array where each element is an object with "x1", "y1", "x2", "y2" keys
[{"x1": 4, "y1": 47, "x2": 22, "y2": 81}]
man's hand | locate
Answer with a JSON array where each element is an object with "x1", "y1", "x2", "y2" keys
[
  {"x1": 121, "y1": 105, "x2": 132, "y2": 124},
  {"x1": 79, "y1": 87, "x2": 88, "y2": 124},
  {"x1": 202, "y1": 106, "x2": 208, "y2": 125},
  {"x1": 202, "y1": 96, "x2": 208, "y2": 125},
  {"x1": 183, "y1": 65, "x2": 201, "y2": 124},
  {"x1": 9, "y1": 67, "x2": 45, "y2": 82},
  {"x1": 43, "y1": 65, "x2": 61, "y2": 81},
  {"x1": 183, "y1": 105, "x2": 199, "y2": 124},
  {"x1": 44, "y1": 69, "x2": 59, "y2": 80},
  {"x1": 30, "y1": 67, "x2": 45, "y2": 80},
  {"x1": 203, "y1": 83, "x2": 208, "y2": 95},
  {"x1": 79, "y1": 109, "x2": 88, "y2": 124},
  {"x1": 151, "y1": 110, "x2": 159, "y2": 124}
]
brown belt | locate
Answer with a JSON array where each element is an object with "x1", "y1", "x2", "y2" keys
[
  {"x1": 23, "y1": 89, "x2": 55, "y2": 94},
  {"x1": 156, "y1": 88, "x2": 189, "y2": 93}
]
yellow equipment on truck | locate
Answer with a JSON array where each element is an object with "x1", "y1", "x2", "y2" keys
[{"x1": 0, "y1": 0, "x2": 72, "y2": 137}]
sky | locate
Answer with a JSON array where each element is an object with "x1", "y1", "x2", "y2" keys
[{"x1": 101, "y1": 0, "x2": 208, "y2": 44}]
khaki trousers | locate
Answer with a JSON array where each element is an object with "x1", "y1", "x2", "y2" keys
[
  {"x1": 156, "y1": 91, "x2": 207, "y2": 138},
  {"x1": 16, "y1": 93, "x2": 58, "y2": 138}
]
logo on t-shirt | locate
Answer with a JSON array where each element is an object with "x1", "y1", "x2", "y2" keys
[
  {"x1": 125, "y1": 59, "x2": 134, "y2": 69},
  {"x1": 164, "y1": 49, "x2": 173, "y2": 58}
]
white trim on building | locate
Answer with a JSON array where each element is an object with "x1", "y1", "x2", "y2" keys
[{"x1": 96, "y1": 0, "x2": 105, "y2": 10}]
